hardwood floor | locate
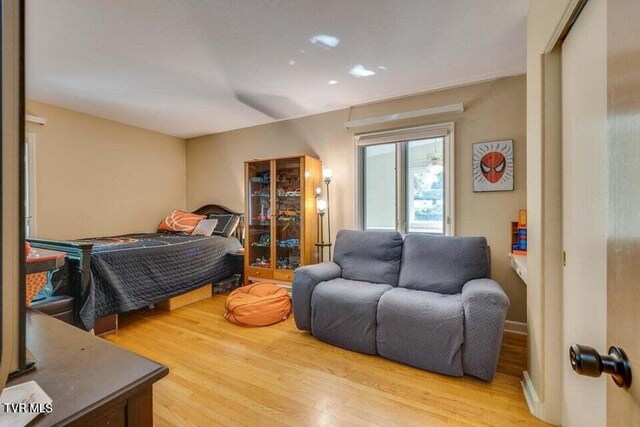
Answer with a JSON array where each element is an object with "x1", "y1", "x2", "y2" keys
[{"x1": 105, "y1": 295, "x2": 548, "y2": 427}]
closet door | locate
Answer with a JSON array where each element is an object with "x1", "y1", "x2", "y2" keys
[{"x1": 562, "y1": 0, "x2": 607, "y2": 424}]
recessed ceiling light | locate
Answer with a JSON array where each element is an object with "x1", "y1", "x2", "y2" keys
[
  {"x1": 328, "y1": 80, "x2": 338, "y2": 85},
  {"x1": 309, "y1": 34, "x2": 340, "y2": 48},
  {"x1": 349, "y1": 64, "x2": 376, "y2": 78},
  {"x1": 288, "y1": 59, "x2": 295, "y2": 65},
  {"x1": 377, "y1": 65, "x2": 388, "y2": 70}
]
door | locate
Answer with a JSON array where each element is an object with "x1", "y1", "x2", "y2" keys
[
  {"x1": 563, "y1": 0, "x2": 640, "y2": 425},
  {"x1": 606, "y1": 0, "x2": 640, "y2": 424},
  {"x1": 0, "y1": 0, "x2": 24, "y2": 388},
  {"x1": 562, "y1": 0, "x2": 607, "y2": 424}
]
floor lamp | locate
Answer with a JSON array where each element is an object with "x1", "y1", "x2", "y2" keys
[
  {"x1": 322, "y1": 167, "x2": 333, "y2": 261},
  {"x1": 315, "y1": 194, "x2": 331, "y2": 262}
]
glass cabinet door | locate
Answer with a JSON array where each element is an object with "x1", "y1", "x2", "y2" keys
[
  {"x1": 247, "y1": 161, "x2": 272, "y2": 269},
  {"x1": 274, "y1": 158, "x2": 302, "y2": 271}
]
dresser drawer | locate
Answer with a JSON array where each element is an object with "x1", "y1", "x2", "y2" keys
[
  {"x1": 246, "y1": 267, "x2": 273, "y2": 280},
  {"x1": 274, "y1": 270, "x2": 294, "y2": 282}
]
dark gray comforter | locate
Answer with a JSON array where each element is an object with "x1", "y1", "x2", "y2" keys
[{"x1": 76, "y1": 233, "x2": 242, "y2": 329}]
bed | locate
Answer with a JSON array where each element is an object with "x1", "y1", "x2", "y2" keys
[{"x1": 28, "y1": 204, "x2": 244, "y2": 330}]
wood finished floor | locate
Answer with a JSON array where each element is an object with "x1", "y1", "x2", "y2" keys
[{"x1": 105, "y1": 295, "x2": 547, "y2": 427}]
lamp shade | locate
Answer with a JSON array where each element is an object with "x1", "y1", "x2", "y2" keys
[
  {"x1": 429, "y1": 156, "x2": 443, "y2": 174},
  {"x1": 316, "y1": 197, "x2": 327, "y2": 214},
  {"x1": 315, "y1": 186, "x2": 322, "y2": 196},
  {"x1": 322, "y1": 167, "x2": 333, "y2": 181}
]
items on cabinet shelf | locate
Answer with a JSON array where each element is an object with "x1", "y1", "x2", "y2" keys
[
  {"x1": 511, "y1": 209, "x2": 527, "y2": 255},
  {"x1": 249, "y1": 171, "x2": 271, "y2": 184},
  {"x1": 277, "y1": 239, "x2": 300, "y2": 248},
  {"x1": 276, "y1": 188, "x2": 301, "y2": 197},
  {"x1": 276, "y1": 256, "x2": 300, "y2": 270},
  {"x1": 251, "y1": 191, "x2": 270, "y2": 197},
  {"x1": 277, "y1": 170, "x2": 300, "y2": 182},
  {"x1": 252, "y1": 257, "x2": 271, "y2": 268},
  {"x1": 252, "y1": 212, "x2": 270, "y2": 224},
  {"x1": 251, "y1": 234, "x2": 271, "y2": 247}
]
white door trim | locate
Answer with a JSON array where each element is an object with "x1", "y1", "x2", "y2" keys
[
  {"x1": 521, "y1": 370, "x2": 545, "y2": 419},
  {"x1": 25, "y1": 131, "x2": 37, "y2": 237}
]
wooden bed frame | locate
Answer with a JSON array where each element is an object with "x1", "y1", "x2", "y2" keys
[
  {"x1": 191, "y1": 204, "x2": 244, "y2": 245},
  {"x1": 27, "y1": 204, "x2": 244, "y2": 333}
]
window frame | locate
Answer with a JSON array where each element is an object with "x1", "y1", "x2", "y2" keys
[{"x1": 355, "y1": 122, "x2": 455, "y2": 236}]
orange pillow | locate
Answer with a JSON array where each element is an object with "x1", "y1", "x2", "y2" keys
[
  {"x1": 225, "y1": 283, "x2": 291, "y2": 327},
  {"x1": 158, "y1": 209, "x2": 207, "y2": 234}
]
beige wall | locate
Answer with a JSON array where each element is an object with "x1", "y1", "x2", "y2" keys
[
  {"x1": 526, "y1": 0, "x2": 576, "y2": 424},
  {"x1": 26, "y1": 100, "x2": 186, "y2": 240},
  {"x1": 187, "y1": 75, "x2": 528, "y2": 323}
]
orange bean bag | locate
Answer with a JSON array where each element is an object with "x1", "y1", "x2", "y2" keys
[{"x1": 224, "y1": 283, "x2": 292, "y2": 326}]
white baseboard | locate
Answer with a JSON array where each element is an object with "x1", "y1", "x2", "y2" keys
[
  {"x1": 504, "y1": 320, "x2": 527, "y2": 335},
  {"x1": 521, "y1": 370, "x2": 545, "y2": 419}
]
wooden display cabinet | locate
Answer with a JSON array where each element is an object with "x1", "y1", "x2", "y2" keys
[{"x1": 244, "y1": 156, "x2": 322, "y2": 289}]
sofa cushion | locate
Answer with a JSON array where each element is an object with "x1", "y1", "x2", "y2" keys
[
  {"x1": 292, "y1": 262, "x2": 342, "y2": 331},
  {"x1": 376, "y1": 288, "x2": 464, "y2": 376},
  {"x1": 398, "y1": 234, "x2": 490, "y2": 294},
  {"x1": 333, "y1": 230, "x2": 403, "y2": 286},
  {"x1": 311, "y1": 278, "x2": 392, "y2": 355}
]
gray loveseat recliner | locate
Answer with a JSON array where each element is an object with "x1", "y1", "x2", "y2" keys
[{"x1": 292, "y1": 230, "x2": 510, "y2": 381}]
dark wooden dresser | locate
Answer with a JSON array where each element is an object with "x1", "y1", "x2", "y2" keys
[{"x1": 7, "y1": 310, "x2": 168, "y2": 426}]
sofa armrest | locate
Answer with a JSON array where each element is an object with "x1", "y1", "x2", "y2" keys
[
  {"x1": 292, "y1": 262, "x2": 342, "y2": 331},
  {"x1": 461, "y1": 279, "x2": 510, "y2": 381}
]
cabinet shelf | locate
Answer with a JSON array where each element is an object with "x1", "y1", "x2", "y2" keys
[{"x1": 245, "y1": 156, "x2": 321, "y2": 285}]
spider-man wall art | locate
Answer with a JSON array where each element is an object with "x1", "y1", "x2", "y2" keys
[{"x1": 472, "y1": 140, "x2": 514, "y2": 192}]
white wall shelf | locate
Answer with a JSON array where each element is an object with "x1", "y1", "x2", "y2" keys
[{"x1": 509, "y1": 253, "x2": 528, "y2": 285}]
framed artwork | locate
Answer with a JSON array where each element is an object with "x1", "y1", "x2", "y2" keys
[{"x1": 472, "y1": 139, "x2": 514, "y2": 192}]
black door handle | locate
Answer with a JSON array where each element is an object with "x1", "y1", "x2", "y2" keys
[{"x1": 569, "y1": 344, "x2": 632, "y2": 389}]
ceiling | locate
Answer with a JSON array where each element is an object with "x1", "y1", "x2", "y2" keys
[{"x1": 27, "y1": 0, "x2": 528, "y2": 139}]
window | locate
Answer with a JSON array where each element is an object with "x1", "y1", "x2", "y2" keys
[
  {"x1": 357, "y1": 123, "x2": 454, "y2": 235},
  {"x1": 362, "y1": 143, "x2": 396, "y2": 230}
]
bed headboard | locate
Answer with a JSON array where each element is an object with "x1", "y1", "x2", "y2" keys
[{"x1": 192, "y1": 204, "x2": 244, "y2": 244}]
